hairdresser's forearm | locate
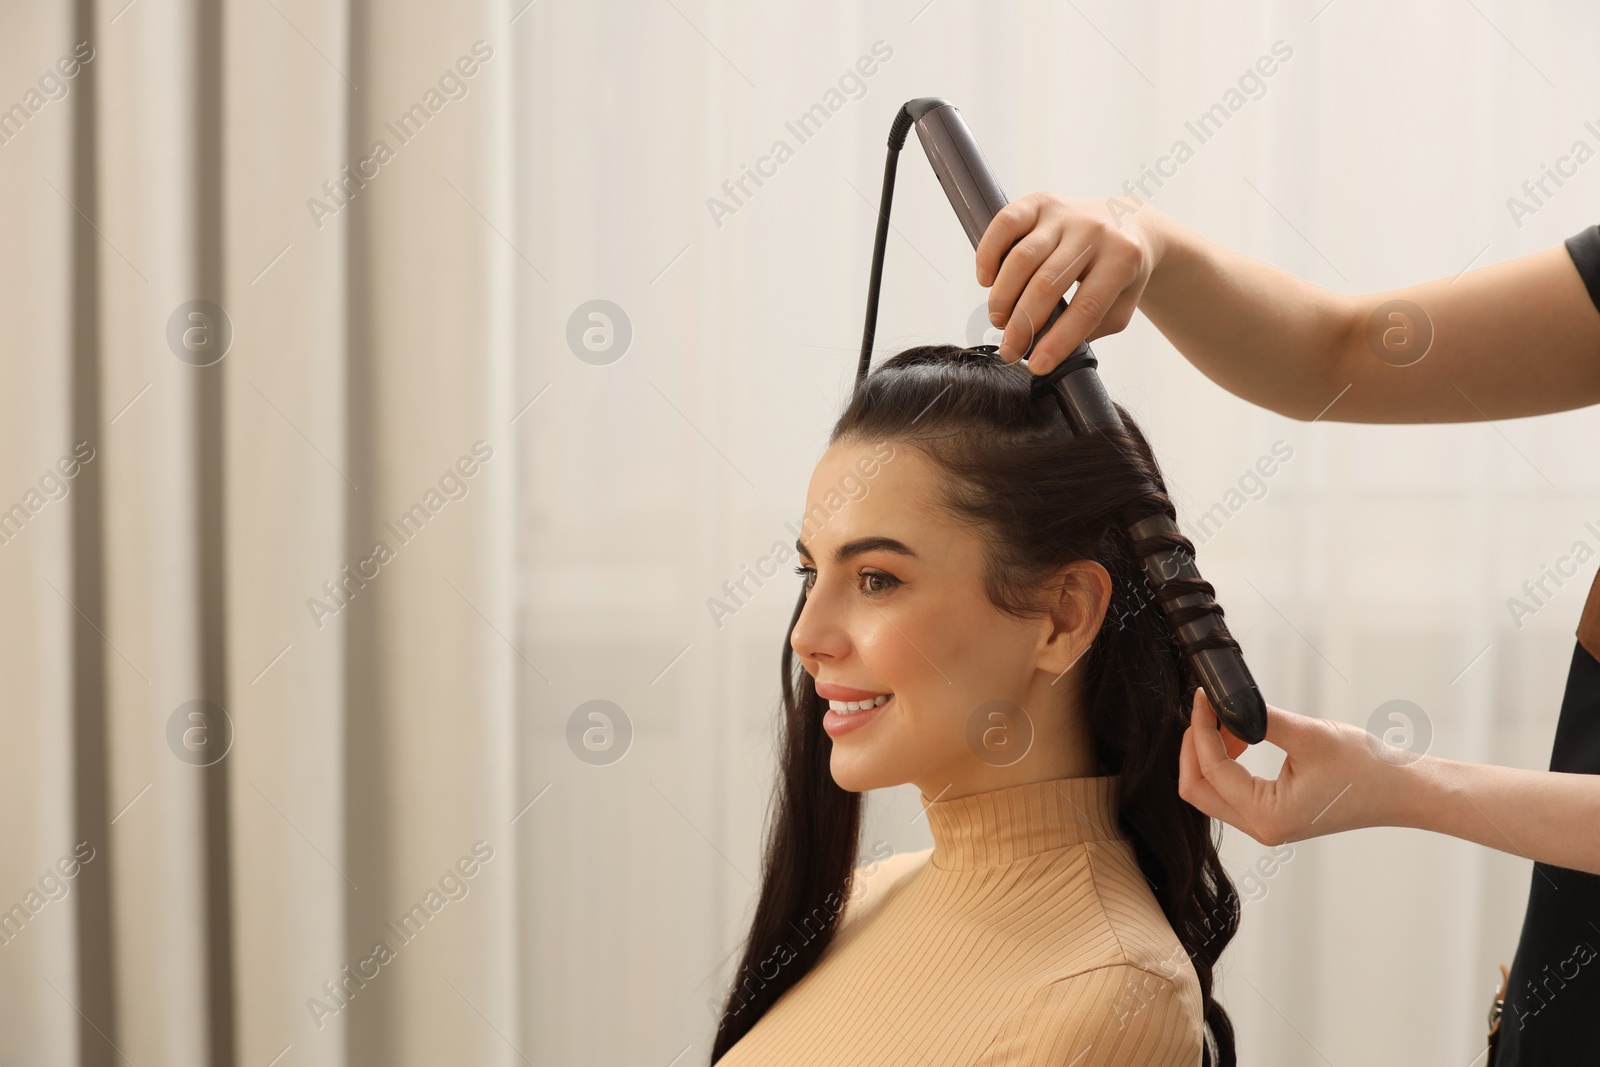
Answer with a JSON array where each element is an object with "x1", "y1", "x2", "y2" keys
[
  {"x1": 1138, "y1": 208, "x2": 1354, "y2": 422},
  {"x1": 1138, "y1": 208, "x2": 1600, "y2": 422},
  {"x1": 1393, "y1": 755, "x2": 1600, "y2": 876}
]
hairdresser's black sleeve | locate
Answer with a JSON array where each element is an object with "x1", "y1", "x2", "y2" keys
[{"x1": 1563, "y1": 224, "x2": 1600, "y2": 313}]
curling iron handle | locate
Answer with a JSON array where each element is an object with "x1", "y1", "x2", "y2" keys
[
  {"x1": 910, "y1": 100, "x2": 1094, "y2": 372},
  {"x1": 907, "y1": 98, "x2": 1009, "y2": 248}
]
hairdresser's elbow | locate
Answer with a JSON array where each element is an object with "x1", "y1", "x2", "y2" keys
[{"x1": 1284, "y1": 293, "x2": 1365, "y2": 423}]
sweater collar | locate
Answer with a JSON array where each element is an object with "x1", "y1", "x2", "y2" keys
[{"x1": 918, "y1": 775, "x2": 1123, "y2": 870}]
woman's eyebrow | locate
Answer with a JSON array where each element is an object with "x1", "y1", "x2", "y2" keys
[{"x1": 793, "y1": 535, "x2": 919, "y2": 564}]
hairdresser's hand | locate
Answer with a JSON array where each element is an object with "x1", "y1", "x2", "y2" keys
[
  {"x1": 1177, "y1": 688, "x2": 1409, "y2": 845},
  {"x1": 976, "y1": 192, "x2": 1167, "y2": 376}
]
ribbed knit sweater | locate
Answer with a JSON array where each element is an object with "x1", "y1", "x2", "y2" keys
[{"x1": 717, "y1": 775, "x2": 1205, "y2": 1066}]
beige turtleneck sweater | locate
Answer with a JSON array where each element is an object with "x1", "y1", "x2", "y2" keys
[{"x1": 717, "y1": 775, "x2": 1205, "y2": 1066}]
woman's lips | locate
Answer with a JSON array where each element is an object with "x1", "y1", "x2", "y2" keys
[
  {"x1": 822, "y1": 693, "x2": 893, "y2": 737},
  {"x1": 815, "y1": 681, "x2": 891, "y2": 701}
]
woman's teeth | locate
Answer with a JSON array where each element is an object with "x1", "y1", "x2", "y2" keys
[{"x1": 828, "y1": 694, "x2": 892, "y2": 714}]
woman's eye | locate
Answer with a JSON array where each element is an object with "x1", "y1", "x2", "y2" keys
[
  {"x1": 860, "y1": 570, "x2": 899, "y2": 596},
  {"x1": 792, "y1": 565, "x2": 898, "y2": 597}
]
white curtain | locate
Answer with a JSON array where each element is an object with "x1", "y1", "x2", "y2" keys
[
  {"x1": 4, "y1": 1, "x2": 1599, "y2": 1065},
  {"x1": 1, "y1": 0, "x2": 516, "y2": 1064}
]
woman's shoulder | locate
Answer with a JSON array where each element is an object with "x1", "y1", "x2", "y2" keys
[
  {"x1": 978, "y1": 959, "x2": 1205, "y2": 1066},
  {"x1": 983, "y1": 838, "x2": 1206, "y2": 1064},
  {"x1": 979, "y1": 841, "x2": 1207, "y2": 1063},
  {"x1": 1079, "y1": 839, "x2": 1203, "y2": 985}
]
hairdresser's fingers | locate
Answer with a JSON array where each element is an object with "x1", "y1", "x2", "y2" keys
[
  {"x1": 1178, "y1": 719, "x2": 1254, "y2": 829},
  {"x1": 1178, "y1": 729, "x2": 1235, "y2": 823},
  {"x1": 1186, "y1": 693, "x2": 1302, "y2": 844},
  {"x1": 987, "y1": 227, "x2": 1072, "y2": 360},
  {"x1": 1002, "y1": 237, "x2": 1102, "y2": 370},
  {"x1": 975, "y1": 196, "x2": 1040, "y2": 288},
  {"x1": 1190, "y1": 684, "x2": 1220, "y2": 732},
  {"x1": 1188, "y1": 694, "x2": 1264, "y2": 795},
  {"x1": 982, "y1": 194, "x2": 1107, "y2": 359},
  {"x1": 1191, "y1": 690, "x2": 1252, "y2": 760},
  {"x1": 1089, "y1": 288, "x2": 1142, "y2": 345},
  {"x1": 1022, "y1": 257, "x2": 1140, "y2": 376},
  {"x1": 1221, "y1": 727, "x2": 1248, "y2": 761},
  {"x1": 980, "y1": 192, "x2": 1164, "y2": 373},
  {"x1": 1219, "y1": 701, "x2": 1376, "y2": 843},
  {"x1": 1259, "y1": 702, "x2": 1341, "y2": 756},
  {"x1": 1207, "y1": 689, "x2": 1337, "y2": 761},
  {"x1": 1190, "y1": 692, "x2": 1261, "y2": 786}
]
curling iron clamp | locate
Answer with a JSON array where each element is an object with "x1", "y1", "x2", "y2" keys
[{"x1": 854, "y1": 97, "x2": 1269, "y2": 745}]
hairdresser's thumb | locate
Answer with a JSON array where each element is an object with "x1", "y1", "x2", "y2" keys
[{"x1": 1259, "y1": 703, "x2": 1331, "y2": 755}]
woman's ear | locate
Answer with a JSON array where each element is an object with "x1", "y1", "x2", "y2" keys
[{"x1": 1037, "y1": 559, "x2": 1112, "y2": 677}]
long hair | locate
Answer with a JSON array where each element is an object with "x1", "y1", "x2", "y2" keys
[{"x1": 710, "y1": 344, "x2": 1241, "y2": 1065}]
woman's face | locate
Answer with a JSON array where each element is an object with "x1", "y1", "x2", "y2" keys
[{"x1": 789, "y1": 439, "x2": 1109, "y2": 801}]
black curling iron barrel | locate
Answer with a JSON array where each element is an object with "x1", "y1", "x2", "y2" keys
[{"x1": 855, "y1": 97, "x2": 1269, "y2": 745}]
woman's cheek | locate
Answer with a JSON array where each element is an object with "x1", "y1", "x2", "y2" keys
[{"x1": 860, "y1": 619, "x2": 926, "y2": 688}]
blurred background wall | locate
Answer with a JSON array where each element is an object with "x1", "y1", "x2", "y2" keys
[{"x1": 2, "y1": 1, "x2": 1599, "y2": 1065}]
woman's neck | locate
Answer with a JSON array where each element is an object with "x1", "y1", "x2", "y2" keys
[{"x1": 912, "y1": 720, "x2": 1101, "y2": 803}]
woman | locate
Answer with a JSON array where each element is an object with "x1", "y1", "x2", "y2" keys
[{"x1": 711, "y1": 343, "x2": 1242, "y2": 1066}]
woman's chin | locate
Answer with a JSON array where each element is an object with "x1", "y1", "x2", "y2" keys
[{"x1": 828, "y1": 748, "x2": 898, "y2": 794}]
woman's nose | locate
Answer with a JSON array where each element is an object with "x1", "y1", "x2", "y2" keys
[{"x1": 790, "y1": 584, "x2": 850, "y2": 663}]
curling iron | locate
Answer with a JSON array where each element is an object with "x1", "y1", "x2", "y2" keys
[{"x1": 855, "y1": 97, "x2": 1269, "y2": 745}]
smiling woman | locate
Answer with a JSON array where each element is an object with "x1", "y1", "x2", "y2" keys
[{"x1": 710, "y1": 344, "x2": 1243, "y2": 1067}]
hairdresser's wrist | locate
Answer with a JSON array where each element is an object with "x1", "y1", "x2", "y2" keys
[
  {"x1": 1134, "y1": 205, "x2": 1193, "y2": 309},
  {"x1": 1381, "y1": 751, "x2": 1453, "y2": 836},
  {"x1": 1309, "y1": 733, "x2": 1438, "y2": 838},
  {"x1": 1135, "y1": 207, "x2": 1231, "y2": 344}
]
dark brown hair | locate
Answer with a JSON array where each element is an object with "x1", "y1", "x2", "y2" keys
[{"x1": 710, "y1": 344, "x2": 1241, "y2": 1065}]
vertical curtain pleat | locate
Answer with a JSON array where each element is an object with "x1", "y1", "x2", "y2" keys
[
  {"x1": 0, "y1": 4, "x2": 88, "y2": 1065},
  {"x1": 224, "y1": 0, "x2": 352, "y2": 1063},
  {"x1": 336, "y1": 1, "x2": 517, "y2": 1064},
  {"x1": 68, "y1": 3, "x2": 117, "y2": 1061},
  {"x1": 96, "y1": 0, "x2": 212, "y2": 1062}
]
